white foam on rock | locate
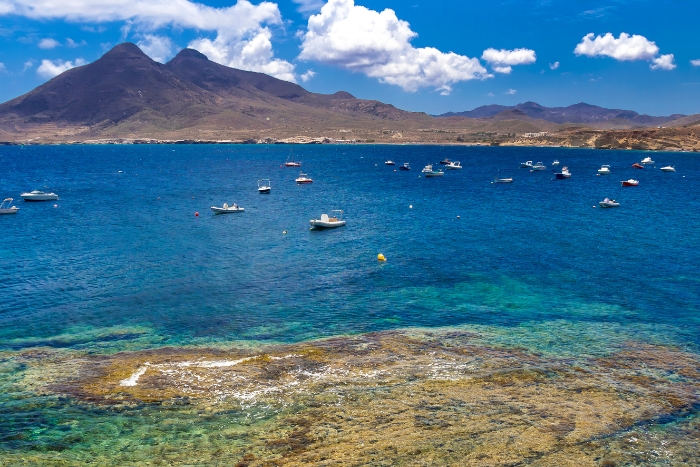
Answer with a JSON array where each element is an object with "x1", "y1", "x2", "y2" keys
[{"x1": 119, "y1": 363, "x2": 150, "y2": 387}]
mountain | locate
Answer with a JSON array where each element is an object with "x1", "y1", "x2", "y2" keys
[{"x1": 438, "y1": 101, "x2": 686, "y2": 127}]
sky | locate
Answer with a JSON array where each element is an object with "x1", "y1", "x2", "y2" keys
[{"x1": 0, "y1": 0, "x2": 699, "y2": 116}]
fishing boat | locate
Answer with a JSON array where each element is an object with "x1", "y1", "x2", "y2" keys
[
  {"x1": 641, "y1": 157, "x2": 654, "y2": 164},
  {"x1": 440, "y1": 158, "x2": 452, "y2": 165},
  {"x1": 554, "y1": 166, "x2": 571, "y2": 179},
  {"x1": 258, "y1": 179, "x2": 271, "y2": 193},
  {"x1": 399, "y1": 163, "x2": 411, "y2": 171},
  {"x1": 520, "y1": 160, "x2": 533, "y2": 168},
  {"x1": 599, "y1": 198, "x2": 620, "y2": 208},
  {"x1": 310, "y1": 210, "x2": 346, "y2": 229},
  {"x1": 552, "y1": 160, "x2": 560, "y2": 166},
  {"x1": 421, "y1": 165, "x2": 444, "y2": 177},
  {"x1": 0, "y1": 198, "x2": 19, "y2": 214},
  {"x1": 632, "y1": 162, "x2": 644, "y2": 169},
  {"x1": 597, "y1": 165, "x2": 611, "y2": 175},
  {"x1": 295, "y1": 172, "x2": 313, "y2": 184},
  {"x1": 385, "y1": 160, "x2": 396, "y2": 166},
  {"x1": 660, "y1": 165, "x2": 676, "y2": 172},
  {"x1": 211, "y1": 203, "x2": 244, "y2": 214},
  {"x1": 621, "y1": 179, "x2": 639, "y2": 187},
  {"x1": 20, "y1": 190, "x2": 59, "y2": 201},
  {"x1": 531, "y1": 162, "x2": 546, "y2": 171},
  {"x1": 445, "y1": 161, "x2": 462, "y2": 170}
]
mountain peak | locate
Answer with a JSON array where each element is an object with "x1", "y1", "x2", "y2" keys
[
  {"x1": 170, "y1": 48, "x2": 209, "y2": 62},
  {"x1": 101, "y1": 42, "x2": 150, "y2": 60}
]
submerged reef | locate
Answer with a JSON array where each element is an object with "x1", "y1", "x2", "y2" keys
[{"x1": 3, "y1": 329, "x2": 700, "y2": 466}]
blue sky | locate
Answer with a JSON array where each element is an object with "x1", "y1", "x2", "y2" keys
[{"x1": 0, "y1": 0, "x2": 699, "y2": 116}]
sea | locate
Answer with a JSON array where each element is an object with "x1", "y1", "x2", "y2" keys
[{"x1": 1, "y1": 144, "x2": 699, "y2": 465}]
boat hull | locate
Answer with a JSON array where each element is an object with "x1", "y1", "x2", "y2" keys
[
  {"x1": 424, "y1": 172, "x2": 444, "y2": 177},
  {"x1": 554, "y1": 173, "x2": 571, "y2": 179},
  {"x1": 599, "y1": 202, "x2": 619, "y2": 208},
  {"x1": 258, "y1": 188, "x2": 271, "y2": 193},
  {"x1": 0, "y1": 208, "x2": 19, "y2": 214},
  {"x1": 211, "y1": 207, "x2": 245, "y2": 214},
  {"x1": 310, "y1": 220, "x2": 346, "y2": 229},
  {"x1": 21, "y1": 195, "x2": 59, "y2": 201},
  {"x1": 621, "y1": 181, "x2": 638, "y2": 187}
]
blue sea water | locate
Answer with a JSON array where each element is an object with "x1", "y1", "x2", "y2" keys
[{"x1": 1, "y1": 144, "x2": 699, "y2": 354}]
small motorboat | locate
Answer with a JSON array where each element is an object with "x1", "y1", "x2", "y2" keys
[
  {"x1": 521, "y1": 160, "x2": 533, "y2": 168},
  {"x1": 492, "y1": 177, "x2": 513, "y2": 184},
  {"x1": 385, "y1": 160, "x2": 396, "y2": 166},
  {"x1": 399, "y1": 163, "x2": 411, "y2": 171},
  {"x1": 641, "y1": 157, "x2": 654, "y2": 164},
  {"x1": 599, "y1": 198, "x2": 620, "y2": 208},
  {"x1": 258, "y1": 179, "x2": 271, "y2": 193},
  {"x1": 295, "y1": 172, "x2": 313, "y2": 184},
  {"x1": 440, "y1": 158, "x2": 452, "y2": 165},
  {"x1": 554, "y1": 166, "x2": 571, "y2": 179},
  {"x1": 0, "y1": 198, "x2": 19, "y2": 214},
  {"x1": 660, "y1": 166, "x2": 676, "y2": 172},
  {"x1": 20, "y1": 190, "x2": 59, "y2": 201},
  {"x1": 310, "y1": 210, "x2": 346, "y2": 229},
  {"x1": 422, "y1": 165, "x2": 444, "y2": 177},
  {"x1": 284, "y1": 161, "x2": 301, "y2": 167},
  {"x1": 445, "y1": 161, "x2": 462, "y2": 170},
  {"x1": 552, "y1": 160, "x2": 560, "y2": 166},
  {"x1": 598, "y1": 165, "x2": 611, "y2": 175},
  {"x1": 531, "y1": 162, "x2": 546, "y2": 171},
  {"x1": 621, "y1": 179, "x2": 639, "y2": 187},
  {"x1": 632, "y1": 163, "x2": 644, "y2": 169},
  {"x1": 211, "y1": 203, "x2": 244, "y2": 214}
]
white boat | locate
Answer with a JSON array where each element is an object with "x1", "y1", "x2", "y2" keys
[
  {"x1": 295, "y1": 172, "x2": 313, "y2": 184},
  {"x1": 641, "y1": 157, "x2": 654, "y2": 164},
  {"x1": 599, "y1": 198, "x2": 620, "y2": 208},
  {"x1": 258, "y1": 179, "x2": 271, "y2": 193},
  {"x1": 445, "y1": 161, "x2": 462, "y2": 170},
  {"x1": 660, "y1": 166, "x2": 676, "y2": 172},
  {"x1": 554, "y1": 166, "x2": 571, "y2": 179},
  {"x1": 211, "y1": 203, "x2": 244, "y2": 214},
  {"x1": 0, "y1": 198, "x2": 19, "y2": 214},
  {"x1": 385, "y1": 160, "x2": 396, "y2": 166},
  {"x1": 520, "y1": 160, "x2": 533, "y2": 168},
  {"x1": 552, "y1": 160, "x2": 560, "y2": 166},
  {"x1": 20, "y1": 190, "x2": 59, "y2": 201},
  {"x1": 421, "y1": 165, "x2": 444, "y2": 177},
  {"x1": 598, "y1": 165, "x2": 611, "y2": 175},
  {"x1": 531, "y1": 162, "x2": 546, "y2": 171},
  {"x1": 492, "y1": 177, "x2": 513, "y2": 184},
  {"x1": 310, "y1": 210, "x2": 346, "y2": 229},
  {"x1": 621, "y1": 179, "x2": 639, "y2": 187}
]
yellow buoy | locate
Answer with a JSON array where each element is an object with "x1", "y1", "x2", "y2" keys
[{"x1": 377, "y1": 254, "x2": 386, "y2": 261}]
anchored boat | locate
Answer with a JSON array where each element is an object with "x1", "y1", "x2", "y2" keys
[
  {"x1": 211, "y1": 203, "x2": 245, "y2": 214},
  {"x1": 258, "y1": 179, "x2": 271, "y2": 193},
  {"x1": 599, "y1": 198, "x2": 620, "y2": 208},
  {"x1": 20, "y1": 190, "x2": 59, "y2": 201},
  {"x1": 621, "y1": 179, "x2": 639, "y2": 187},
  {"x1": 310, "y1": 210, "x2": 346, "y2": 229},
  {"x1": 295, "y1": 172, "x2": 313, "y2": 184},
  {"x1": 0, "y1": 198, "x2": 19, "y2": 214},
  {"x1": 422, "y1": 165, "x2": 444, "y2": 177}
]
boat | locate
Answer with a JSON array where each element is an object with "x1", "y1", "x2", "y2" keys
[
  {"x1": 632, "y1": 163, "x2": 644, "y2": 169},
  {"x1": 492, "y1": 177, "x2": 513, "y2": 184},
  {"x1": 439, "y1": 158, "x2": 452, "y2": 165},
  {"x1": 258, "y1": 179, "x2": 271, "y2": 193},
  {"x1": 445, "y1": 161, "x2": 462, "y2": 170},
  {"x1": 621, "y1": 179, "x2": 639, "y2": 187},
  {"x1": 295, "y1": 172, "x2": 313, "y2": 184},
  {"x1": 284, "y1": 149, "x2": 301, "y2": 167},
  {"x1": 310, "y1": 210, "x2": 346, "y2": 229},
  {"x1": 421, "y1": 165, "x2": 444, "y2": 177},
  {"x1": 552, "y1": 160, "x2": 560, "y2": 166},
  {"x1": 385, "y1": 160, "x2": 396, "y2": 166},
  {"x1": 531, "y1": 162, "x2": 546, "y2": 171},
  {"x1": 597, "y1": 165, "x2": 611, "y2": 175},
  {"x1": 211, "y1": 203, "x2": 244, "y2": 214},
  {"x1": 520, "y1": 161, "x2": 533, "y2": 168},
  {"x1": 0, "y1": 198, "x2": 19, "y2": 214},
  {"x1": 554, "y1": 166, "x2": 571, "y2": 179},
  {"x1": 641, "y1": 157, "x2": 654, "y2": 164},
  {"x1": 660, "y1": 166, "x2": 676, "y2": 172},
  {"x1": 20, "y1": 190, "x2": 59, "y2": 201},
  {"x1": 399, "y1": 163, "x2": 411, "y2": 171},
  {"x1": 599, "y1": 198, "x2": 620, "y2": 208}
]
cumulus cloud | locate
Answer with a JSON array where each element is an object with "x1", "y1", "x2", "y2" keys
[
  {"x1": 36, "y1": 58, "x2": 86, "y2": 78},
  {"x1": 66, "y1": 38, "x2": 87, "y2": 48},
  {"x1": 137, "y1": 34, "x2": 175, "y2": 63},
  {"x1": 549, "y1": 61, "x2": 560, "y2": 70},
  {"x1": 298, "y1": 0, "x2": 490, "y2": 94},
  {"x1": 300, "y1": 69, "x2": 316, "y2": 82},
  {"x1": 650, "y1": 54, "x2": 676, "y2": 71},
  {"x1": 505, "y1": 89, "x2": 516, "y2": 95},
  {"x1": 575, "y1": 33, "x2": 658, "y2": 61},
  {"x1": 0, "y1": 0, "x2": 296, "y2": 81},
  {"x1": 22, "y1": 59, "x2": 34, "y2": 72},
  {"x1": 481, "y1": 48, "x2": 536, "y2": 74},
  {"x1": 38, "y1": 37, "x2": 60, "y2": 49},
  {"x1": 690, "y1": 59, "x2": 700, "y2": 67}
]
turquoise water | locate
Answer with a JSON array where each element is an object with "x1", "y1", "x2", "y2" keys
[{"x1": 1, "y1": 144, "x2": 699, "y2": 463}]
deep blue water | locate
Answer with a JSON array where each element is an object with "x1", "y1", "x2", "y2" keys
[{"x1": 1, "y1": 144, "x2": 699, "y2": 354}]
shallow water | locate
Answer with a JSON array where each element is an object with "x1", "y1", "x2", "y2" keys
[{"x1": 1, "y1": 145, "x2": 699, "y2": 465}]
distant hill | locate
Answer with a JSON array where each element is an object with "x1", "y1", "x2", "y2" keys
[{"x1": 438, "y1": 101, "x2": 686, "y2": 127}]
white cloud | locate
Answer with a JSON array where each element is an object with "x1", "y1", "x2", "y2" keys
[
  {"x1": 292, "y1": 0, "x2": 325, "y2": 14},
  {"x1": 22, "y1": 59, "x2": 34, "y2": 72},
  {"x1": 486, "y1": 92, "x2": 494, "y2": 97},
  {"x1": 574, "y1": 32, "x2": 658, "y2": 61},
  {"x1": 1, "y1": 0, "x2": 296, "y2": 81},
  {"x1": 549, "y1": 61, "x2": 560, "y2": 70},
  {"x1": 0, "y1": 62, "x2": 6, "y2": 73},
  {"x1": 66, "y1": 38, "x2": 87, "y2": 48},
  {"x1": 650, "y1": 54, "x2": 676, "y2": 71},
  {"x1": 481, "y1": 48, "x2": 536, "y2": 74},
  {"x1": 505, "y1": 89, "x2": 516, "y2": 95},
  {"x1": 690, "y1": 59, "x2": 700, "y2": 67},
  {"x1": 300, "y1": 69, "x2": 316, "y2": 82},
  {"x1": 38, "y1": 37, "x2": 60, "y2": 49},
  {"x1": 137, "y1": 34, "x2": 175, "y2": 63},
  {"x1": 36, "y1": 58, "x2": 86, "y2": 78},
  {"x1": 298, "y1": 0, "x2": 490, "y2": 94}
]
